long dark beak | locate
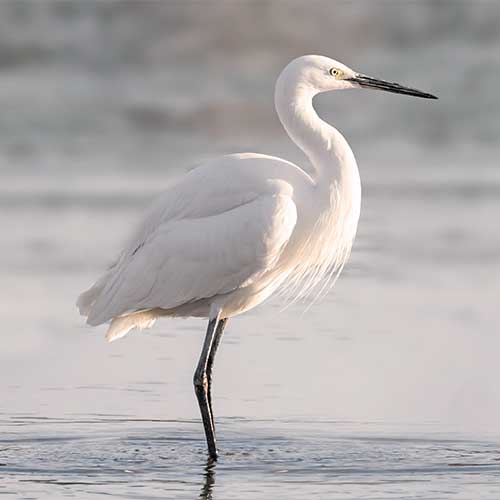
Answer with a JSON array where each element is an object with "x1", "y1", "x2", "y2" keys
[{"x1": 349, "y1": 73, "x2": 438, "y2": 99}]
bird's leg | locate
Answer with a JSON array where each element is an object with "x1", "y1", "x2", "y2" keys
[
  {"x1": 206, "y1": 318, "x2": 228, "y2": 418},
  {"x1": 193, "y1": 314, "x2": 221, "y2": 460}
]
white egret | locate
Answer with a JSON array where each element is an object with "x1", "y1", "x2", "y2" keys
[{"x1": 77, "y1": 55, "x2": 436, "y2": 459}]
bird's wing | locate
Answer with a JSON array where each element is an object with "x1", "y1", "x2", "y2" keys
[{"x1": 86, "y1": 185, "x2": 297, "y2": 325}]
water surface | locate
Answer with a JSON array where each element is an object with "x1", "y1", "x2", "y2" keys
[{"x1": 2, "y1": 416, "x2": 500, "y2": 499}]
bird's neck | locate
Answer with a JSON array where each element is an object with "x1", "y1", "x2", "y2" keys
[{"x1": 274, "y1": 79, "x2": 358, "y2": 190}]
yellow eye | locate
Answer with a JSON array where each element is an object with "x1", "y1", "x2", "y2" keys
[{"x1": 329, "y1": 68, "x2": 343, "y2": 79}]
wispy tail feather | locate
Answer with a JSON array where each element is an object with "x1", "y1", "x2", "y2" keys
[{"x1": 105, "y1": 310, "x2": 158, "y2": 343}]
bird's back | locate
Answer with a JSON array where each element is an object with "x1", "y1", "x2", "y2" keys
[{"x1": 78, "y1": 153, "x2": 312, "y2": 340}]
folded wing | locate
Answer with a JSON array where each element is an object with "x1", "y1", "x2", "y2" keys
[{"x1": 83, "y1": 188, "x2": 297, "y2": 326}]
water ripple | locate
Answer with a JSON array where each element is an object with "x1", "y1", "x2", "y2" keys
[{"x1": 1, "y1": 416, "x2": 500, "y2": 499}]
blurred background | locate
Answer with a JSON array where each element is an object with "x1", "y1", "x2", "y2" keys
[{"x1": 1, "y1": 0, "x2": 499, "y2": 433}]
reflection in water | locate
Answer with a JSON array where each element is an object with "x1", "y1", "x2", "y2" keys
[{"x1": 199, "y1": 458, "x2": 216, "y2": 500}]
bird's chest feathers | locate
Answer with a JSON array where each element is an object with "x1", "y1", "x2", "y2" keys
[{"x1": 278, "y1": 173, "x2": 361, "y2": 300}]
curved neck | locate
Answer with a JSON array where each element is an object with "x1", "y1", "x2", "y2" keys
[{"x1": 274, "y1": 75, "x2": 356, "y2": 186}]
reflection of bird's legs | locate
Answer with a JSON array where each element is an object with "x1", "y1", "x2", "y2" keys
[
  {"x1": 194, "y1": 313, "x2": 222, "y2": 460},
  {"x1": 199, "y1": 457, "x2": 217, "y2": 500},
  {"x1": 206, "y1": 318, "x2": 228, "y2": 420}
]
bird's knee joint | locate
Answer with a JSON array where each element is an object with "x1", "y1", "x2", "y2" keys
[{"x1": 193, "y1": 371, "x2": 208, "y2": 390}]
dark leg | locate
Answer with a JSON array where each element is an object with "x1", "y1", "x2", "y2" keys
[
  {"x1": 206, "y1": 318, "x2": 228, "y2": 419},
  {"x1": 194, "y1": 315, "x2": 221, "y2": 460}
]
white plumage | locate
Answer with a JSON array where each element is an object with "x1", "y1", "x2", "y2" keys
[
  {"x1": 78, "y1": 55, "x2": 435, "y2": 343},
  {"x1": 77, "y1": 55, "x2": 436, "y2": 459},
  {"x1": 80, "y1": 155, "x2": 300, "y2": 323}
]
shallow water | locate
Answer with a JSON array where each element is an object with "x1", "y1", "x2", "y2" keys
[{"x1": 2, "y1": 416, "x2": 500, "y2": 500}]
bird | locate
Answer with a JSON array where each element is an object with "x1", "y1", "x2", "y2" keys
[{"x1": 77, "y1": 55, "x2": 437, "y2": 460}]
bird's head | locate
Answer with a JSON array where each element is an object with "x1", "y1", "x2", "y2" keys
[{"x1": 281, "y1": 55, "x2": 437, "y2": 99}]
